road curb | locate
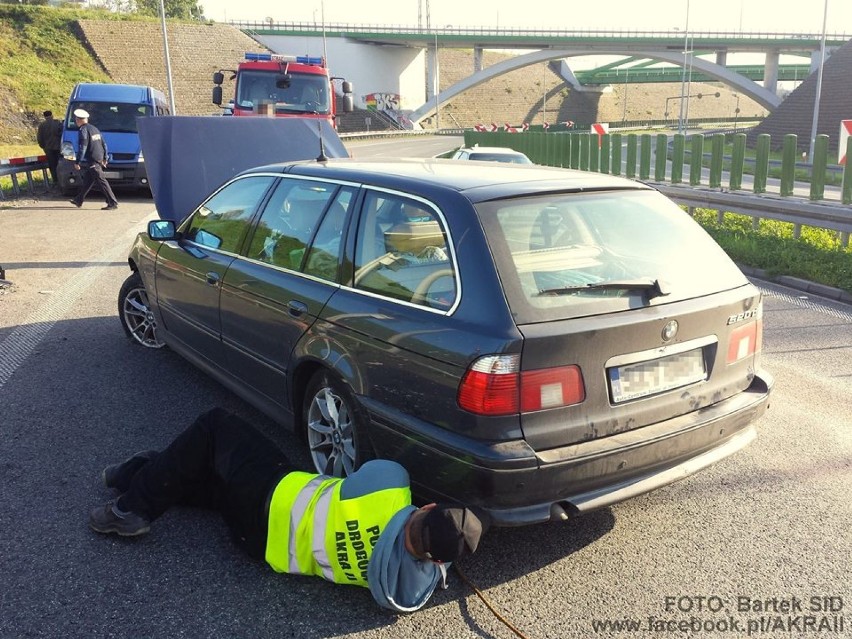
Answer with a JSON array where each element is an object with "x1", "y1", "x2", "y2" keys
[{"x1": 739, "y1": 264, "x2": 852, "y2": 304}]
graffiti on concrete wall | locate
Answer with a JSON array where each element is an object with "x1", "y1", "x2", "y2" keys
[
  {"x1": 364, "y1": 93, "x2": 412, "y2": 128},
  {"x1": 365, "y1": 92, "x2": 400, "y2": 112}
]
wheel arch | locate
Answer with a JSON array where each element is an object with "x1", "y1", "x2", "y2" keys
[{"x1": 289, "y1": 348, "x2": 368, "y2": 441}]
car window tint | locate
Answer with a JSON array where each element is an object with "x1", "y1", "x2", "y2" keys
[
  {"x1": 354, "y1": 191, "x2": 456, "y2": 310},
  {"x1": 248, "y1": 179, "x2": 335, "y2": 271},
  {"x1": 184, "y1": 176, "x2": 274, "y2": 253},
  {"x1": 303, "y1": 187, "x2": 355, "y2": 282}
]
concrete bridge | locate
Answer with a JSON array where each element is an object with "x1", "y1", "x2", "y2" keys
[{"x1": 239, "y1": 22, "x2": 850, "y2": 127}]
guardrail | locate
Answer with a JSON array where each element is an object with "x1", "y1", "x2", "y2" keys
[
  {"x1": 464, "y1": 129, "x2": 852, "y2": 246},
  {"x1": 0, "y1": 155, "x2": 50, "y2": 200}
]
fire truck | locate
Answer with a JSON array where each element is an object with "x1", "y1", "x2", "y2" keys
[{"x1": 213, "y1": 53, "x2": 353, "y2": 126}]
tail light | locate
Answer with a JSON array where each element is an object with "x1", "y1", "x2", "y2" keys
[
  {"x1": 458, "y1": 354, "x2": 585, "y2": 416},
  {"x1": 726, "y1": 303, "x2": 763, "y2": 364}
]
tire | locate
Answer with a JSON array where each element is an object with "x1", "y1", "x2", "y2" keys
[
  {"x1": 118, "y1": 272, "x2": 166, "y2": 349},
  {"x1": 303, "y1": 370, "x2": 373, "y2": 477}
]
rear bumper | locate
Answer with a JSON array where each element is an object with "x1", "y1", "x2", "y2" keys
[{"x1": 364, "y1": 369, "x2": 773, "y2": 526}]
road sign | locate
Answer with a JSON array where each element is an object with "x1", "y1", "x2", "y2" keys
[
  {"x1": 839, "y1": 120, "x2": 852, "y2": 165},
  {"x1": 592, "y1": 122, "x2": 609, "y2": 147}
]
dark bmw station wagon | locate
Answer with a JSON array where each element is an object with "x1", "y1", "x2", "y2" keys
[{"x1": 120, "y1": 159, "x2": 772, "y2": 525}]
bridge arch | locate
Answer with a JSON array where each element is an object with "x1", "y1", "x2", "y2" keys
[{"x1": 410, "y1": 48, "x2": 782, "y2": 125}]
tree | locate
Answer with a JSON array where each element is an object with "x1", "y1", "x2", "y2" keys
[{"x1": 134, "y1": 0, "x2": 203, "y2": 20}]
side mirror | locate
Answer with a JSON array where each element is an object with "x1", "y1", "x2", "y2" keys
[
  {"x1": 212, "y1": 86, "x2": 223, "y2": 106},
  {"x1": 341, "y1": 80, "x2": 353, "y2": 95},
  {"x1": 148, "y1": 219, "x2": 177, "y2": 241},
  {"x1": 341, "y1": 95, "x2": 354, "y2": 113},
  {"x1": 213, "y1": 71, "x2": 224, "y2": 85}
]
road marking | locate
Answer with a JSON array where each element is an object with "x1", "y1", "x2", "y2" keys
[
  {"x1": 0, "y1": 225, "x2": 141, "y2": 391},
  {"x1": 757, "y1": 282, "x2": 852, "y2": 321}
]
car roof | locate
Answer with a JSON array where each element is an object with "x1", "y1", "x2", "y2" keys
[
  {"x1": 459, "y1": 146, "x2": 526, "y2": 154},
  {"x1": 242, "y1": 157, "x2": 649, "y2": 203}
]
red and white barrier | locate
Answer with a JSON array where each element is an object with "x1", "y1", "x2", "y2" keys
[{"x1": 0, "y1": 154, "x2": 47, "y2": 166}]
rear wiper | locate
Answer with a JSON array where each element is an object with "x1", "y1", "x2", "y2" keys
[{"x1": 537, "y1": 278, "x2": 671, "y2": 299}]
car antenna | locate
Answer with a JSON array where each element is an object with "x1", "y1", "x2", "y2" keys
[{"x1": 316, "y1": 120, "x2": 328, "y2": 163}]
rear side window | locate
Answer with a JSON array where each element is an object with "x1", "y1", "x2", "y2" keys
[
  {"x1": 184, "y1": 176, "x2": 275, "y2": 253},
  {"x1": 478, "y1": 190, "x2": 747, "y2": 322},
  {"x1": 353, "y1": 191, "x2": 457, "y2": 311}
]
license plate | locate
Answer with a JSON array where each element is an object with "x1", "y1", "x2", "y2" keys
[
  {"x1": 103, "y1": 171, "x2": 121, "y2": 179},
  {"x1": 608, "y1": 347, "x2": 706, "y2": 403}
]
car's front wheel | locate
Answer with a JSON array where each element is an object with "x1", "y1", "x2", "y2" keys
[
  {"x1": 303, "y1": 371, "x2": 373, "y2": 477},
  {"x1": 118, "y1": 272, "x2": 165, "y2": 349}
]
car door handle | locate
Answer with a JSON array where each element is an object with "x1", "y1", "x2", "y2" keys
[
  {"x1": 206, "y1": 271, "x2": 221, "y2": 286},
  {"x1": 287, "y1": 300, "x2": 308, "y2": 317}
]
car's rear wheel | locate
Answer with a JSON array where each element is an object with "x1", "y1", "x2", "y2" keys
[
  {"x1": 118, "y1": 272, "x2": 165, "y2": 349},
  {"x1": 303, "y1": 371, "x2": 373, "y2": 477}
]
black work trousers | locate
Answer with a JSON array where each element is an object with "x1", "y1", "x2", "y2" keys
[
  {"x1": 119, "y1": 408, "x2": 295, "y2": 559},
  {"x1": 45, "y1": 150, "x2": 60, "y2": 184},
  {"x1": 73, "y1": 163, "x2": 118, "y2": 207}
]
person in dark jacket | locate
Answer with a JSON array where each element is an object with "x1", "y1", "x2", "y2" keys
[
  {"x1": 88, "y1": 407, "x2": 485, "y2": 612},
  {"x1": 36, "y1": 110, "x2": 63, "y2": 186},
  {"x1": 68, "y1": 108, "x2": 119, "y2": 210}
]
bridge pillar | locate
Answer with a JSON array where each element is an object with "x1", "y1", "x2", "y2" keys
[
  {"x1": 764, "y1": 50, "x2": 780, "y2": 95},
  {"x1": 426, "y1": 44, "x2": 439, "y2": 100},
  {"x1": 809, "y1": 48, "x2": 835, "y2": 73},
  {"x1": 715, "y1": 50, "x2": 727, "y2": 66},
  {"x1": 474, "y1": 46, "x2": 483, "y2": 73}
]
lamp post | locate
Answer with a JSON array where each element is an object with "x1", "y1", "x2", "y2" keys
[
  {"x1": 808, "y1": 0, "x2": 829, "y2": 163},
  {"x1": 677, "y1": 0, "x2": 691, "y2": 134},
  {"x1": 434, "y1": 32, "x2": 440, "y2": 130},
  {"x1": 158, "y1": 0, "x2": 176, "y2": 114},
  {"x1": 733, "y1": 93, "x2": 741, "y2": 132}
]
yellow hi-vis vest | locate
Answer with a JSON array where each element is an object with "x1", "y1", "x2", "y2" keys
[{"x1": 265, "y1": 471, "x2": 411, "y2": 587}]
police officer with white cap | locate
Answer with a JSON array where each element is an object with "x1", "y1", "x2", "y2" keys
[{"x1": 69, "y1": 108, "x2": 119, "y2": 210}]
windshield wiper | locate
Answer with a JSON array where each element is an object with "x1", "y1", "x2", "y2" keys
[{"x1": 537, "y1": 278, "x2": 671, "y2": 299}]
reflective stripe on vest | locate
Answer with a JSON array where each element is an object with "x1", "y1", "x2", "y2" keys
[
  {"x1": 287, "y1": 475, "x2": 332, "y2": 573},
  {"x1": 265, "y1": 471, "x2": 411, "y2": 587}
]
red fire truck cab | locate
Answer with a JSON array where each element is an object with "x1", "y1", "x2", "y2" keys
[{"x1": 213, "y1": 53, "x2": 354, "y2": 126}]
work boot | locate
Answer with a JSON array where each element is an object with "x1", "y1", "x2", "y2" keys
[
  {"x1": 102, "y1": 450, "x2": 158, "y2": 492},
  {"x1": 89, "y1": 501, "x2": 150, "y2": 537},
  {"x1": 69, "y1": 199, "x2": 82, "y2": 208}
]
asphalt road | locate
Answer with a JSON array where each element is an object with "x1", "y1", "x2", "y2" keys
[{"x1": 1, "y1": 138, "x2": 850, "y2": 638}]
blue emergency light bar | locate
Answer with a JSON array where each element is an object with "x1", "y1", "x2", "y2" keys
[{"x1": 244, "y1": 53, "x2": 324, "y2": 65}]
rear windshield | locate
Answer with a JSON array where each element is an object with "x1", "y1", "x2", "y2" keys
[
  {"x1": 469, "y1": 152, "x2": 532, "y2": 164},
  {"x1": 476, "y1": 189, "x2": 748, "y2": 323}
]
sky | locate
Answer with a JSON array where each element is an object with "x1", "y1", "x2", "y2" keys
[{"x1": 201, "y1": 0, "x2": 851, "y2": 35}]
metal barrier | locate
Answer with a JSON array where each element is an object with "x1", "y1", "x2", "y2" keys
[
  {"x1": 0, "y1": 156, "x2": 51, "y2": 200},
  {"x1": 464, "y1": 129, "x2": 852, "y2": 246}
]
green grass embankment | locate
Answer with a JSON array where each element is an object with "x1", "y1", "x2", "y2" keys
[{"x1": 693, "y1": 209, "x2": 852, "y2": 293}]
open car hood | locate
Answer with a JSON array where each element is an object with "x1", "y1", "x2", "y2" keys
[{"x1": 138, "y1": 116, "x2": 349, "y2": 221}]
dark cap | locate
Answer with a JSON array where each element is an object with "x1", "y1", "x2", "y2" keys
[
  {"x1": 43, "y1": 110, "x2": 52, "y2": 117},
  {"x1": 415, "y1": 505, "x2": 484, "y2": 562}
]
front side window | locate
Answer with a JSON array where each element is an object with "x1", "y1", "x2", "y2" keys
[
  {"x1": 353, "y1": 191, "x2": 457, "y2": 310},
  {"x1": 184, "y1": 176, "x2": 275, "y2": 253},
  {"x1": 478, "y1": 189, "x2": 748, "y2": 323},
  {"x1": 247, "y1": 179, "x2": 338, "y2": 273}
]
